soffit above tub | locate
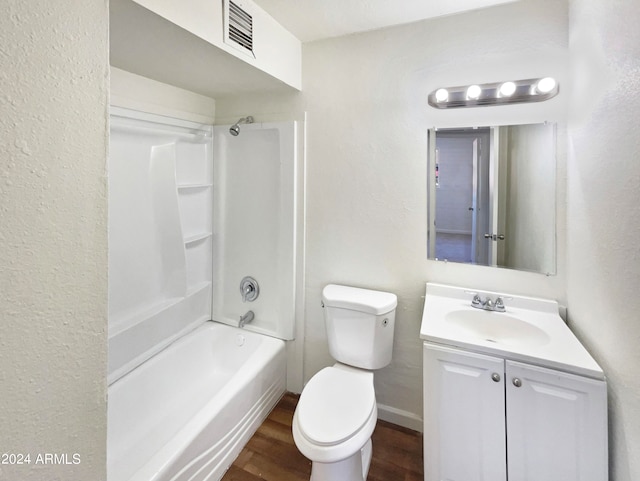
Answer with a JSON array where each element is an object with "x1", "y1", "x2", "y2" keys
[
  {"x1": 110, "y1": 0, "x2": 298, "y2": 98},
  {"x1": 252, "y1": 0, "x2": 520, "y2": 43}
]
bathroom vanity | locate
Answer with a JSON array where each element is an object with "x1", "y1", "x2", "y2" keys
[{"x1": 420, "y1": 283, "x2": 607, "y2": 481}]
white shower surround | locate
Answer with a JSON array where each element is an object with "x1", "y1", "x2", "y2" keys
[
  {"x1": 108, "y1": 108, "x2": 216, "y2": 382},
  {"x1": 108, "y1": 109, "x2": 297, "y2": 380},
  {"x1": 107, "y1": 108, "x2": 297, "y2": 480},
  {"x1": 212, "y1": 121, "x2": 298, "y2": 340}
]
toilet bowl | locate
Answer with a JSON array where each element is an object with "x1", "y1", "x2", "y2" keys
[
  {"x1": 293, "y1": 284, "x2": 397, "y2": 481},
  {"x1": 292, "y1": 365, "x2": 377, "y2": 481}
]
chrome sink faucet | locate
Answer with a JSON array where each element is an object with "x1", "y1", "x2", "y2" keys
[{"x1": 471, "y1": 294, "x2": 506, "y2": 312}]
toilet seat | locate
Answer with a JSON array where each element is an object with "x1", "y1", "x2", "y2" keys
[{"x1": 296, "y1": 367, "x2": 376, "y2": 447}]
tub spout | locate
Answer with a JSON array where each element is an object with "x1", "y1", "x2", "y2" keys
[{"x1": 239, "y1": 310, "x2": 254, "y2": 328}]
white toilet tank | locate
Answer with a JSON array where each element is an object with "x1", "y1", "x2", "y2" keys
[{"x1": 322, "y1": 284, "x2": 397, "y2": 370}]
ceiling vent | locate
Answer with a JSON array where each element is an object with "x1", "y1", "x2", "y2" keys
[{"x1": 223, "y1": 0, "x2": 255, "y2": 58}]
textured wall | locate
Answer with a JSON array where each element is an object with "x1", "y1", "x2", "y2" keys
[
  {"x1": 568, "y1": 1, "x2": 640, "y2": 479},
  {"x1": 0, "y1": 1, "x2": 109, "y2": 480}
]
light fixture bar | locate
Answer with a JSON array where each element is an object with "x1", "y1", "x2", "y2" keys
[{"x1": 428, "y1": 77, "x2": 559, "y2": 109}]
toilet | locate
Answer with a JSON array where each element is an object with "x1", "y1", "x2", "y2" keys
[{"x1": 292, "y1": 284, "x2": 397, "y2": 481}]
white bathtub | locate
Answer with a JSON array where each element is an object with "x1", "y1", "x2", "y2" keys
[{"x1": 107, "y1": 321, "x2": 286, "y2": 481}]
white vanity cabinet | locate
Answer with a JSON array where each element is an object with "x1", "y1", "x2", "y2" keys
[
  {"x1": 505, "y1": 359, "x2": 608, "y2": 481},
  {"x1": 423, "y1": 342, "x2": 608, "y2": 481},
  {"x1": 423, "y1": 344, "x2": 507, "y2": 481}
]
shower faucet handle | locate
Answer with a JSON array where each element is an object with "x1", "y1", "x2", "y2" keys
[
  {"x1": 243, "y1": 284, "x2": 253, "y2": 300},
  {"x1": 240, "y1": 276, "x2": 259, "y2": 302}
]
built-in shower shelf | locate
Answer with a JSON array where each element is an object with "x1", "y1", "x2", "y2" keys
[
  {"x1": 177, "y1": 183, "x2": 213, "y2": 191},
  {"x1": 184, "y1": 232, "x2": 212, "y2": 245}
]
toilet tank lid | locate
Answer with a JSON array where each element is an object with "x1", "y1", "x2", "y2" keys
[{"x1": 322, "y1": 284, "x2": 397, "y2": 315}]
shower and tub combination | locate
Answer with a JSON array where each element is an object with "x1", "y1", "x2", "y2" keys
[{"x1": 107, "y1": 107, "x2": 298, "y2": 481}]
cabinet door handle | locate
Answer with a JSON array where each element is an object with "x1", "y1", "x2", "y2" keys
[
  {"x1": 512, "y1": 378, "x2": 522, "y2": 387},
  {"x1": 491, "y1": 373, "x2": 501, "y2": 383}
]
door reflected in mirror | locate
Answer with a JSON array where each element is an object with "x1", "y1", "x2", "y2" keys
[{"x1": 427, "y1": 123, "x2": 556, "y2": 275}]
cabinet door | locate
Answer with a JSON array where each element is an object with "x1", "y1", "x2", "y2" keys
[
  {"x1": 423, "y1": 343, "x2": 506, "y2": 481},
  {"x1": 505, "y1": 360, "x2": 608, "y2": 481}
]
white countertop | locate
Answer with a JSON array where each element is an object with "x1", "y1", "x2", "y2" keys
[{"x1": 420, "y1": 283, "x2": 604, "y2": 380}]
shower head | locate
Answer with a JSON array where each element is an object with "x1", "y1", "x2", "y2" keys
[{"x1": 229, "y1": 116, "x2": 254, "y2": 136}]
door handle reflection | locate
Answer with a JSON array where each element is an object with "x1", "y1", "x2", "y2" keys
[{"x1": 484, "y1": 234, "x2": 506, "y2": 241}]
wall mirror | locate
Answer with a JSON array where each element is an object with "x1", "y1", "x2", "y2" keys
[{"x1": 427, "y1": 122, "x2": 557, "y2": 275}]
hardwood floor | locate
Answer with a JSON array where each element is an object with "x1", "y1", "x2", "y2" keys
[{"x1": 222, "y1": 393, "x2": 423, "y2": 481}]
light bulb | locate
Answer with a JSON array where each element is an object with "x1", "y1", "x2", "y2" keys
[
  {"x1": 467, "y1": 85, "x2": 482, "y2": 100},
  {"x1": 536, "y1": 77, "x2": 556, "y2": 94},
  {"x1": 435, "y1": 88, "x2": 449, "y2": 102},
  {"x1": 499, "y1": 81, "x2": 516, "y2": 97}
]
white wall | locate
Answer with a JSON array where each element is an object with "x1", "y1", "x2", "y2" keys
[
  {"x1": 0, "y1": 1, "x2": 109, "y2": 480},
  {"x1": 111, "y1": 67, "x2": 216, "y2": 123},
  {"x1": 218, "y1": 0, "x2": 569, "y2": 428},
  {"x1": 568, "y1": 1, "x2": 640, "y2": 480}
]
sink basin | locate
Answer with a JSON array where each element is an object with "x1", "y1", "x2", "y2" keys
[
  {"x1": 420, "y1": 282, "x2": 605, "y2": 379},
  {"x1": 445, "y1": 309, "x2": 550, "y2": 347}
]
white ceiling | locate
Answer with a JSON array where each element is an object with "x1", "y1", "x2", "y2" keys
[{"x1": 252, "y1": 0, "x2": 519, "y2": 43}]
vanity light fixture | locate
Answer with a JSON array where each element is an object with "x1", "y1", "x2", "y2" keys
[{"x1": 428, "y1": 77, "x2": 559, "y2": 109}]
